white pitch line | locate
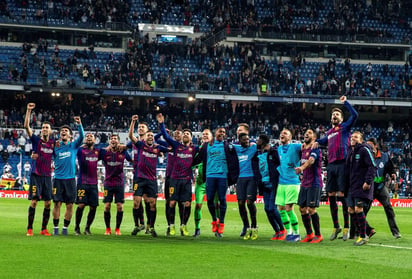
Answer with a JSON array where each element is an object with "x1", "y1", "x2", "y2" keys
[{"x1": 368, "y1": 243, "x2": 412, "y2": 250}]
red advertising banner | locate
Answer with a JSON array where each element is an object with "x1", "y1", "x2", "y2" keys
[{"x1": 1, "y1": 191, "x2": 412, "y2": 208}]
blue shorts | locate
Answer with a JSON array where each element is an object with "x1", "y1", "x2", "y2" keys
[{"x1": 206, "y1": 177, "x2": 227, "y2": 201}]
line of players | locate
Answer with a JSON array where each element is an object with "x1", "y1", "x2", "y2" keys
[{"x1": 25, "y1": 96, "x2": 401, "y2": 245}]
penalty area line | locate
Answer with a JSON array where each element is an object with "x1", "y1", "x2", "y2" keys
[{"x1": 368, "y1": 243, "x2": 412, "y2": 250}]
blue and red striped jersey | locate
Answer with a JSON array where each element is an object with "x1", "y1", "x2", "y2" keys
[
  {"x1": 134, "y1": 141, "x2": 168, "y2": 181},
  {"x1": 77, "y1": 146, "x2": 100, "y2": 185},
  {"x1": 300, "y1": 147, "x2": 323, "y2": 188},
  {"x1": 99, "y1": 149, "x2": 131, "y2": 187},
  {"x1": 30, "y1": 134, "x2": 54, "y2": 177}
]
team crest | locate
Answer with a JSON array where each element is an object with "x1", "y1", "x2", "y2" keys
[
  {"x1": 334, "y1": 126, "x2": 340, "y2": 131},
  {"x1": 153, "y1": 149, "x2": 158, "y2": 154},
  {"x1": 119, "y1": 154, "x2": 124, "y2": 159},
  {"x1": 306, "y1": 152, "x2": 309, "y2": 157},
  {"x1": 189, "y1": 147, "x2": 193, "y2": 152},
  {"x1": 355, "y1": 154, "x2": 360, "y2": 160},
  {"x1": 95, "y1": 151, "x2": 98, "y2": 155}
]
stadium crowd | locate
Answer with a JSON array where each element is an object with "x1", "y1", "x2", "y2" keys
[{"x1": 6, "y1": 35, "x2": 412, "y2": 98}]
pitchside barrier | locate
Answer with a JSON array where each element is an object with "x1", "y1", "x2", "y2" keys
[{"x1": 1, "y1": 190, "x2": 412, "y2": 208}]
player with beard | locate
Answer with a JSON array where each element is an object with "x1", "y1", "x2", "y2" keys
[
  {"x1": 100, "y1": 134, "x2": 132, "y2": 236},
  {"x1": 295, "y1": 129, "x2": 323, "y2": 243},
  {"x1": 157, "y1": 113, "x2": 198, "y2": 236},
  {"x1": 129, "y1": 115, "x2": 168, "y2": 237},
  {"x1": 316, "y1": 95, "x2": 358, "y2": 241},
  {"x1": 128, "y1": 118, "x2": 151, "y2": 235},
  {"x1": 74, "y1": 133, "x2": 101, "y2": 235},
  {"x1": 24, "y1": 103, "x2": 54, "y2": 236},
  {"x1": 52, "y1": 116, "x2": 84, "y2": 235},
  {"x1": 155, "y1": 128, "x2": 184, "y2": 236}
]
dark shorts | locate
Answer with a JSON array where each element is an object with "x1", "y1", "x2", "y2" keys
[
  {"x1": 164, "y1": 177, "x2": 171, "y2": 200},
  {"x1": 53, "y1": 178, "x2": 77, "y2": 203},
  {"x1": 133, "y1": 178, "x2": 157, "y2": 198},
  {"x1": 298, "y1": 186, "x2": 321, "y2": 208},
  {"x1": 28, "y1": 174, "x2": 52, "y2": 201},
  {"x1": 103, "y1": 186, "x2": 125, "y2": 204},
  {"x1": 326, "y1": 161, "x2": 346, "y2": 193},
  {"x1": 169, "y1": 178, "x2": 192, "y2": 202},
  {"x1": 76, "y1": 184, "x2": 99, "y2": 207},
  {"x1": 236, "y1": 178, "x2": 257, "y2": 201},
  {"x1": 206, "y1": 177, "x2": 227, "y2": 201},
  {"x1": 346, "y1": 193, "x2": 369, "y2": 208}
]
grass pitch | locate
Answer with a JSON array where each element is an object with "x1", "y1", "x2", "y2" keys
[{"x1": 1, "y1": 198, "x2": 411, "y2": 279}]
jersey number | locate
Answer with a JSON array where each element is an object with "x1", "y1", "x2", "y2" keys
[{"x1": 77, "y1": 189, "x2": 85, "y2": 197}]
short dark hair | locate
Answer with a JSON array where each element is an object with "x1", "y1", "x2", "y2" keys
[
  {"x1": 331, "y1": 107, "x2": 344, "y2": 116},
  {"x1": 307, "y1": 128, "x2": 317, "y2": 138},
  {"x1": 214, "y1": 126, "x2": 226, "y2": 133},
  {"x1": 258, "y1": 134, "x2": 269, "y2": 145},
  {"x1": 110, "y1": 134, "x2": 120, "y2": 140},
  {"x1": 238, "y1": 133, "x2": 248, "y2": 140},
  {"x1": 183, "y1": 128, "x2": 192, "y2": 137},
  {"x1": 42, "y1": 121, "x2": 52, "y2": 128},
  {"x1": 138, "y1": 122, "x2": 149, "y2": 128},
  {"x1": 59, "y1": 124, "x2": 73, "y2": 135},
  {"x1": 366, "y1": 137, "x2": 378, "y2": 147}
]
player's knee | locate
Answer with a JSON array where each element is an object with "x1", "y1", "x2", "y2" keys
[
  {"x1": 246, "y1": 199, "x2": 254, "y2": 206},
  {"x1": 299, "y1": 207, "x2": 308, "y2": 214},
  {"x1": 308, "y1": 207, "x2": 316, "y2": 215},
  {"x1": 354, "y1": 206, "x2": 363, "y2": 213}
]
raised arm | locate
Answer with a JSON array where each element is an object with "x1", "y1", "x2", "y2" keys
[
  {"x1": 157, "y1": 113, "x2": 179, "y2": 150},
  {"x1": 73, "y1": 116, "x2": 85, "y2": 148},
  {"x1": 129, "y1": 115, "x2": 139, "y2": 144},
  {"x1": 341, "y1": 95, "x2": 359, "y2": 128},
  {"x1": 24, "y1": 103, "x2": 35, "y2": 138}
]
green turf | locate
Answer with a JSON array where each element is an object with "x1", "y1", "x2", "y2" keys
[{"x1": 1, "y1": 198, "x2": 411, "y2": 279}]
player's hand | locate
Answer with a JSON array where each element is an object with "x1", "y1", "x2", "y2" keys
[
  {"x1": 131, "y1": 115, "x2": 138, "y2": 122},
  {"x1": 339, "y1": 95, "x2": 347, "y2": 103},
  {"x1": 73, "y1": 116, "x2": 81, "y2": 125},
  {"x1": 117, "y1": 144, "x2": 127, "y2": 152},
  {"x1": 312, "y1": 142, "x2": 319, "y2": 149},
  {"x1": 27, "y1": 103, "x2": 35, "y2": 110},
  {"x1": 31, "y1": 152, "x2": 38, "y2": 160},
  {"x1": 156, "y1": 113, "x2": 164, "y2": 123},
  {"x1": 295, "y1": 167, "x2": 303, "y2": 174},
  {"x1": 362, "y1": 183, "x2": 370, "y2": 191}
]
